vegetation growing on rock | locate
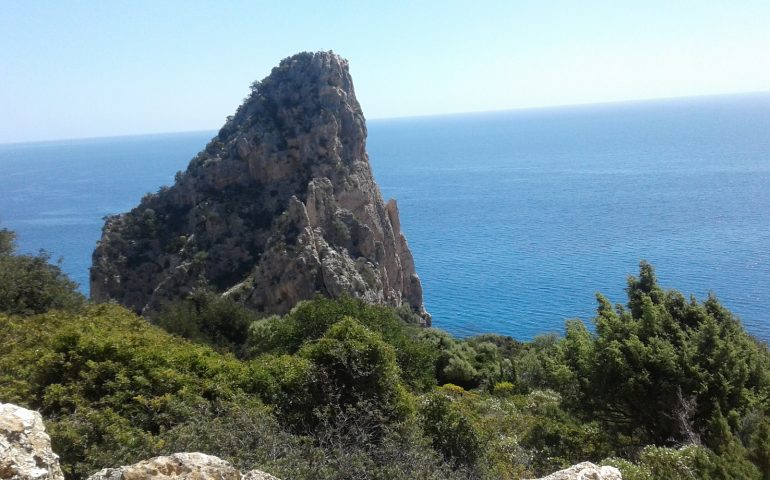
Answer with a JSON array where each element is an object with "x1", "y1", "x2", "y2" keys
[{"x1": 90, "y1": 52, "x2": 429, "y2": 324}]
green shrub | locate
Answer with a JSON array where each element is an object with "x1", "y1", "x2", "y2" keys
[
  {"x1": 0, "y1": 304, "x2": 262, "y2": 478},
  {"x1": 420, "y1": 390, "x2": 483, "y2": 468},
  {"x1": 606, "y1": 443, "x2": 761, "y2": 480},
  {"x1": 246, "y1": 296, "x2": 438, "y2": 392},
  {"x1": 559, "y1": 261, "x2": 770, "y2": 448},
  {"x1": 433, "y1": 336, "x2": 515, "y2": 390},
  {"x1": 153, "y1": 289, "x2": 259, "y2": 356},
  {"x1": 493, "y1": 381, "x2": 515, "y2": 397},
  {"x1": 0, "y1": 228, "x2": 83, "y2": 315},
  {"x1": 293, "y1": 317, "x2": 413, "y2": 432}
]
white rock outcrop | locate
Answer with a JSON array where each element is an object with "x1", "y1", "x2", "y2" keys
[
  {"x1": 530, "y1": 461, "x2": 622, "y2": 480},
  {"x1": 85, "y1": 453, "x2": 279, "y2": 480},
  {"x1": 0, "y1": 403, "x2": 64, "y2": 480}
]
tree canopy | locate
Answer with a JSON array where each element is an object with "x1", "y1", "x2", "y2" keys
[
  {"x1": 0, "y1": 227, "x2": 83, "y2": 315},
  {"x1": 560, "y1": 261, "x2": 770, "y2": 452}
]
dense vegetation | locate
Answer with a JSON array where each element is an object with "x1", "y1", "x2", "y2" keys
[
  {"x1": 0, "y1": 228, "x2": 83, "y2": 315},
  {"x1": 2, "y1": 226, "x2": 770, "y2": 479}
]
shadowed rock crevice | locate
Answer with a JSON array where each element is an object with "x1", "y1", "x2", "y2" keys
[{"x1": 90, "y1": 51, "x2": 430, "y2": 324}]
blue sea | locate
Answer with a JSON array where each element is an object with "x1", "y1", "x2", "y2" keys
[{"x1": 1, "y1": 93, "x2": 769, "y2": 341}]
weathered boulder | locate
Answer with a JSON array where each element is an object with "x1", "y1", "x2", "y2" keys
[
  {"x1": 85, "y1": 453, "x2": 279, "y2": 480},
  {"x1": 0, "y1": 403, "x2": 64, "y2": 480},
  {"x1": 529, "y1": 462, "x2": 622, "y2": 480},
  {"x1": 91, "y1": 51, "x2": 429, "y2": 325}
]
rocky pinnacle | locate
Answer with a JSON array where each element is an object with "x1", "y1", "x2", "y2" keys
[{"x1": 90, "y1": 51, "x2": 430, "y2": 324}]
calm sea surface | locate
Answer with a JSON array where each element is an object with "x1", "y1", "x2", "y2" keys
[{"x1": 1, "y1": 93, "x2": 769, "y2": 340}]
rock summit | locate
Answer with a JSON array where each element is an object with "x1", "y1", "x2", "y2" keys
[{"x1": 91, "y1": 51, "x2": 429, "y2": 324}]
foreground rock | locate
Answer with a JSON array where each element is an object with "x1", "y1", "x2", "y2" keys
[
  {"x1": 91, "y1": 51, "x2": 429, "y2": 324},
  {"x1": 0, "y1": 403, "x2": 64, "y2": 480},
  {"x1": 530, "y1": 462, "x2": 622, "y2": 480},
  {"x1": 85, "y1": 453, "x2": 279, "y2": 480},
  {"x1": 2, "y1": 401, "x2": 614, "y2": 480}
]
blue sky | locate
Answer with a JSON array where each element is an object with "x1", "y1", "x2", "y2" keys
[{"x1": 2, "y1": 0, "x2": 769, "y2": 143}]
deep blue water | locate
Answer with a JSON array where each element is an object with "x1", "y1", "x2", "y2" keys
[{"x1": 1, "y1": 93, "x2": 769, "y2": 341}]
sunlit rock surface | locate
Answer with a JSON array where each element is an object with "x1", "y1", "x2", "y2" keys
[
  {"x1": 529, "y1": 462, "x2": 622, "y2": 480},
  {"x1": 0, "y1": 403, "x2": 64, "y2": 480},
  {"x1": 84, "y1": 453, "x2": 279, "y2": 480},
  {"x1": 91, "y1": 51, "x2": 429, "y2": 325}
]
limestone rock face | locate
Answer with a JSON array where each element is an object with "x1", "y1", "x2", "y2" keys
[
  {"x1": 90, "y1": 51, "x2": 429, "y2": 324},
  {"x1": 84, "y1": 453, "x2": 279, "y2": 480},
  {"x1": 529, "y1": 462, "x2": 622, "y2": 480},
  {"x1": 0, "y1": 403, "x2": 64, "y2": 480}
]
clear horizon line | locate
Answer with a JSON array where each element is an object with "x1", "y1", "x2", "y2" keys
[
  {"x1": 369, "y1": 89, "x2": 770, "y2": 122},
  {"x1": 2, "y1": 89, "x2": 769, "y2": 147}
]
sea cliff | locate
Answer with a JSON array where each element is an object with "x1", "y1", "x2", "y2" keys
[{"x1": 90, "y1": 52, "x2": 429, "y2": 324}]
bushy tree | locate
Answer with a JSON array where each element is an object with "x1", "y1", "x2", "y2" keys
[
  {"x1": 153, "y1": 289, "x2": 259, "y2": 356},
  {"x1": 0, "y1": 304, "x2": 263, "y2": 478},
  {"x1": 293, "y1": 317, "x2": 412, "y2": 432},
  {"x1": 560, "y1": 261, "x2": 770, "y2": 449},
  {"x1": 420, "y1": 390, "x2": 483, "y2": 468},
  {"x1": 0, "y1": 227, "x2": 83, "y2": 315},
  {"x1": 0, "y1": 228, "x2": 14, "y2": 256},
  {"x1": 247, "y1": 296, "x2": 438, "y2": 391},
  {"x1": 419, "y1": 329, "x2": 516, "y2": 390}
]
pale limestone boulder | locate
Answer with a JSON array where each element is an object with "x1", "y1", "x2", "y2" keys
[
  {"x1": 0, "y1": 403, "x2": 64, "y2": 480},
  {"x1": 530, "y1": 462, "x2": 622, "y2": 480},
  {"x1": 241, "y1": 470, "x2": 280, "y2": 480},
  {"x1": 85, "y1": 453, "x2": 279, "y2": 480}
]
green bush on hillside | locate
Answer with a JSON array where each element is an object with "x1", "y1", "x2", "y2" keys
[
  {"x1": 246, "y1": 296, "x2": 438, "y2": 392},
  {"x1": 0, "y1": 227, "x2": 83, "y2": 315},
  {"x1": 0, "y1": 302, "x2": 466, "y2": 479},
  {"x1": 153, "y1": 289, "x2": 259, "y2": 357},
  {"x1": 250, "y1": 316, "x2": 416, "y2": 435},
  {"x1": 0, "y1": 304, "x2": 260, "y2": 478},
  {"x1": 420, "y1": 388, "x2": 483, "y2": 468},
  {"x1": 558, "y1": 261, "x2": 770, "y2": 452},
  {"x1": 3, "y1": 224, "x2": 770, "y2": 479}
]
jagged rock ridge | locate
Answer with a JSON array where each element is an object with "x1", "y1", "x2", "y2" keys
[{"x1": 90, "y1": 51, "x2": 429, "y2": 323}]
